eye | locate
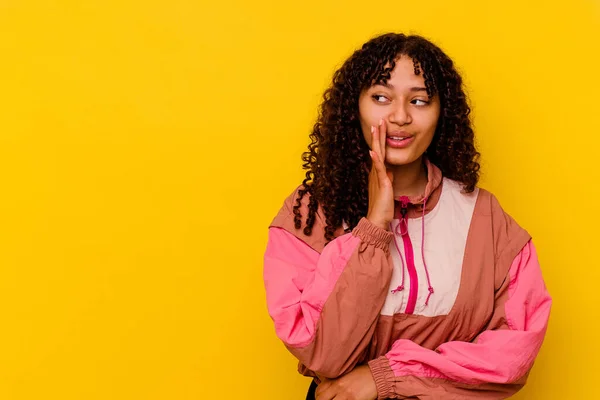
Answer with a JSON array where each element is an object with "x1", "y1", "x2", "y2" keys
[
  {"x1": 371, "y1": 94, "x2": 390, "y2": 103},
  {"x1": 412, "y1": 99, "x2": 429, "y2": 106}
]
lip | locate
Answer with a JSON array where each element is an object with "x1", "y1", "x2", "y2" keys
[
  {"x1": 386, "y1": 131, "x2": 415, "y2": 149},
  {"x1": 386, "y1": 131, "x2": 413, "y2": 138}
]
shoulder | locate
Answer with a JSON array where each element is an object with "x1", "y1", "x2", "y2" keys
[
  {"x1": 474, "y1": 186, "x2": 524, "y2": 228},
  {"x1": 440, "y1": 177, "x2": 480, "y2": 206},
  {"x1": 441, "y1": 178, "x2": 508, "y2": 212},
  {"x1": 474, "y1": 186, "x2": 532, "y2": 278},
  {"x1": 268, "y1": 184, "x2": 332, "y2": 252}
]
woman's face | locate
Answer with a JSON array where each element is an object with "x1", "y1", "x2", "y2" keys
[{"x1": 358, "y1": 55, "x2": 441, "y2": 166}]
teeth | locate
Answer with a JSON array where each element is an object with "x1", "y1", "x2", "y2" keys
[{"x1": 389, "y1": 137, "x2": 407, "y2": 140}]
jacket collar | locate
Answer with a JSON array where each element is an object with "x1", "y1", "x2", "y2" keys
[{"x1": 393, "y1": 157, "x2": 443, "y2": 219}]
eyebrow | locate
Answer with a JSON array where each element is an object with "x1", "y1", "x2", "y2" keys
[{"x1": 375, "y1": 82, "x2": 427, "y2": 92}]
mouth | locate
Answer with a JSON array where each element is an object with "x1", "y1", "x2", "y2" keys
[
  {"x1": 387, "y1": 136, "x2": 411, "y2": 141},
  {"x1": 385, "y1": 134, "x2": 415, "y2": 148}
]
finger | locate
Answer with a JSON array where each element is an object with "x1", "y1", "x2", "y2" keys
[
  {"x1": 370, "y1": 150, "x2": 384, "y2": 174},
  {"x1": 370, "y1": 125, "x2": 380, "y2": 157},
  {"x1": 372, "y1": 124, "x2": 386, "y2": 169},
  {"x1": 315, "y1": 380, "x2": 332, "y2": 399},
  {"x1": 379, "y1": 118, "x2": 387, "y2": 160},
  {"x1": 316, "y1": 382, "x2": 338, "y2": 400},
  {"x1": 370, "y1": 150, "x2": 388, "y2": 185},
  {"x1": 386, "y1": 169, "x2": 394, "y2": 183},
  {"x1": 369, "y1": 149, "x2": 379, "y2": 170}
]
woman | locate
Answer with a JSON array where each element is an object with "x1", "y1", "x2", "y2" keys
[{"x1": 263, "y1": 32, "x2": 551, "y2": 399}]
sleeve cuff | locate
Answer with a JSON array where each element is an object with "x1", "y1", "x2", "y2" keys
[
  {"x1": 351, "y1": 217, "x2": 393, "y2": 250},
  {"x1": 368, "y1": 356, "x2": 395, "y2": 400}
]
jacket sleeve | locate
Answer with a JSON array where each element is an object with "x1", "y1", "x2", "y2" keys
[
  {"x1": 367, "y1": 240, "x2": 552, "y2": 399},
  {"x1": 264, "y1": 198, "x2": 395, "y2": 379}
]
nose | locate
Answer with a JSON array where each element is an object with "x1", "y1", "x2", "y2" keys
[{"x1": 388, "y1": 102, "x2": 412, "y2": 125}]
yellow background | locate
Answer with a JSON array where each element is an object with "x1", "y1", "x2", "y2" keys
[{"x1": 0, "y1": 0, "x2": 598, "y2": 398}]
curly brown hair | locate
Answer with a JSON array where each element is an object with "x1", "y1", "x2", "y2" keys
[{"x1": 293, "y1": 32, "x2": 480, "y2": 244}]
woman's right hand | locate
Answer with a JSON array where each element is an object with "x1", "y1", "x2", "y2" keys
[{"x1": 366, "y1": 119, "x2": 395, "y2": 231}]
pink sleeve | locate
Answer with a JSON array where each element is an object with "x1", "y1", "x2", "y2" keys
[
  {"x1": 368, "y1": 240, "x2": 552, "y2": 399},
  {"x1": 264, "y1": 217, "x2": 394, "y2": 378}
]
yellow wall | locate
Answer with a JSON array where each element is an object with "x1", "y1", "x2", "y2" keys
[{"x1": 0, "y1": 0, "x2": 597, "y2": 398}]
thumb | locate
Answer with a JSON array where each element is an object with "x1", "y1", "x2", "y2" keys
[{"x1": 386, "y1": 169, "x2": 394, "y2": 183}]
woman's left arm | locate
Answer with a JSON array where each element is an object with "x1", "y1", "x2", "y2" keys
[{"x1": 367, "y1": 240, "x2": 552, "y2": 399}]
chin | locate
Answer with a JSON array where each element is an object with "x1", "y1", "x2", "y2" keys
[{"x1": 384, "y1": 150, "x2": 422, "y2": 166}]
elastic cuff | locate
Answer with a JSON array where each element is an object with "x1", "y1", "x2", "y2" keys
[
  {"x1": 352, "y1": 217, "x2": 393, "y2": 250},
  {"x1": 368, "y1": 356, "x2": 395, "y2": 399}
]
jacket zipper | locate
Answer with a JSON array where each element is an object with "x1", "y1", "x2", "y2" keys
[{"x1": 399, "y1": 198, "x2": 418, "y2": 315}]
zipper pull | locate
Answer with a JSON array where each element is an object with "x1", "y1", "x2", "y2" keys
[
  {"x1": 396, "y1": 196, "x2": 410, "y2": 236},
  {"x1": 399, "y1": 195, "x2": 410, "y2": 218}
]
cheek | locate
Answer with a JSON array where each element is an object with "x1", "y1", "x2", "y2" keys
[
  {"x1": 421, "y1": 110, "x2": 440, "y2": 138},
  {"x1": 412, "y1": 113, "x2": 439, "y2": 150}
]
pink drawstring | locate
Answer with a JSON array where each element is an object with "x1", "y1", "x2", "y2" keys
[
  {"x1": 389, "y1": 196, "x2": 435, "y2": 307},
  {"x1": 421, "y1": 196, "x2": 434, "y2": 305},
  {"x1": 389, "y1": 196, "x2": 409, "y2": 294},
  {"x1": 390, "y1": 220, "x2": 405, "y2": 293}
]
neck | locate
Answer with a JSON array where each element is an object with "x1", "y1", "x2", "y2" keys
[{"x1": 388, "y1": 157, "x2": 428, "y2": 198}]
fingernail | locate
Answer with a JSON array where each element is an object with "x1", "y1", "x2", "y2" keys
[
  {"x1": 370, "y1": 126, "x2": 374, "y2": 133},
  {"x1": 379, "y1": 119, "x2": 383, "y2": 126}
]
